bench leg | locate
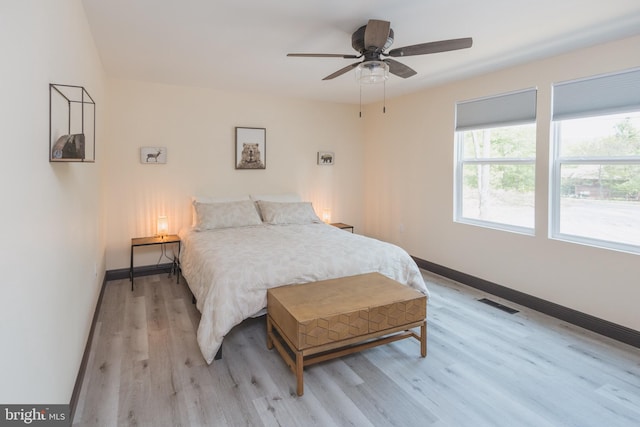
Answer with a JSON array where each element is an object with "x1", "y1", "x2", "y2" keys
[
  {"x1": 266, "y1": 316, "x2": 274, "y2": 350},
  {"x1": 420, "y1": 321, "x2": 427, "y2": 357},
  {"x1": 296, "y1": 351, "x2": 304, "y2": 396}
]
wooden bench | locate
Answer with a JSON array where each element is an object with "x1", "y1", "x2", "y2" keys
[{"x1": 266, "y1": 272, "x2": 427, "y2": 396}]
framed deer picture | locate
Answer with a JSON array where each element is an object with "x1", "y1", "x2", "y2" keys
[{"x1": 140, "y1": 146, "x2": 167, "y2": 164}]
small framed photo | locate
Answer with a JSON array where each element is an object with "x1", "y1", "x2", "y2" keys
[
  {"x1": 140, "y1": 146, "x2": 167, "y2": 164},
  {"x1": 317, "y1": 151, "x2": 334, "y2": 165},
  {"x1": 236, "y1": 127, "x2": 266, "y2": 169}
]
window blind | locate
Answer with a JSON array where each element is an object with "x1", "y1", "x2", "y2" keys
[
  {"x1": 552, "y1": 67, "x2": 640, "y2": 121},
  {"x1": 455, "y1": 88, "x2": 537, "y2": 131}
]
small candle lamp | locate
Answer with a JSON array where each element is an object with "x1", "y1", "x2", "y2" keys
[
  {"x1": 322, "y1": 209, "x2": 331, "y2": 224},
  {"x1": 157, "y1": 215, "x2": 168, "y2": 238}
]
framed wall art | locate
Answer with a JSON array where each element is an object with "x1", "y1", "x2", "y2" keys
[
  {"x1": 235, "y1": 127, "x2": 266, "y2": 169},
  {"x1": 49, "y1": 83, "x2": 95, "y2": 163},
  {"x1": 317, "y1": 151, "x2": 334, "y2": 165},
  {"x1": 140, "y1": 146, "x2": 167, "y2": 164}
]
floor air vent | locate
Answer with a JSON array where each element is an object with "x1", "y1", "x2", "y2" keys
[{"x1": 478, "y1": 298, "x2": 519, "y2": 314}]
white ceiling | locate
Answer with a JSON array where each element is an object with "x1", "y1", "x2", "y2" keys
[{"x1": 81, "y1": 0, "x2": 640, "y2": 105}]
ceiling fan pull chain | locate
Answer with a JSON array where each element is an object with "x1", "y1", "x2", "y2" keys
[
  {"x1": 383, "y1": 81, "x2": 386, "y2": 114},
  {"x1": 359, "y1": 85, "x2": 362, "y2": 118}
]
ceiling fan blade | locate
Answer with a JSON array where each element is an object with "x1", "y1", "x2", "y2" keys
[
  {"x1": 384, "y1": 58, "x2": 417, "y2": 79},
  {"x1": 322, "y1": 61, "x2": 361, "y2": 80},
  {"x1": 364, "y1": 19, "x2": 391, "y2": 51},
  {"x1": 287, "y1": 53, "x2": 360, "y2": 59},
  {"x1": 388, "y1": 37, "x2": 473, "y2": 57}
]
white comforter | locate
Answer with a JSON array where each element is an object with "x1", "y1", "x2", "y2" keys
[{"x1": 179, "y1": 223, "x2": 428, "y2": 364}]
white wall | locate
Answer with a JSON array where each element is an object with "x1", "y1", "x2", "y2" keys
[
  {"x1": 104, "y1": 79, "x2": 364, "y2": 269},
  {"x1": 363, "y1": 35, "x2": 640, "y2": 331},
  {"x1": 0, "y1": 1, "x2": 106, "y2": 403}
]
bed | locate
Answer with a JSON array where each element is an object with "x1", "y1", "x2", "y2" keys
[{"x1": 179, "y1": 195, "x2": 428, "y2": 364}]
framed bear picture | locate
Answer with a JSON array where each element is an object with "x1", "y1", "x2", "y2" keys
[{"x1": 235, "y1": 127, "x2": 266, "y2": 169}]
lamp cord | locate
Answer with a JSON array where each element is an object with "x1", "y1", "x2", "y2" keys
[{"x1": 156, "y1": 242, "x2": 177, "y2": 266}]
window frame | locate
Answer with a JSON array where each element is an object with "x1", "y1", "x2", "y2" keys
[
  {"x1": 549, "y1": 68, "x2": 640, "y2": 254},
  {"x1": 549, "y1": 115, "x2": 640, "y2": 254},
  {"x1": 454, "y1": 88, "x2": 538, "y2": 235},
  {"x1": 454, "y1": 129, "x2": 536, "y2": 234}
]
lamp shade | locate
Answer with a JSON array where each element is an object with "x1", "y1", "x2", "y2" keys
[
  {"x1": 322, "y1": 209, "x2": 331, "y2": 223},
  {"x1": 157, "y1": 216, "x2": 168, "y2": 236},
  {"x1": 355, "y1": 61, "x2": 389, "y2": 84}
]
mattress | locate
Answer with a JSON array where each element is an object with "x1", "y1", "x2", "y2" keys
[{"x1": 179, "y1": 222, "x2": 428, "y2": 363}]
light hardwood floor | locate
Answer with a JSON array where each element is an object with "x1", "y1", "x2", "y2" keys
[{"x1": 73, "y1": 272, "x2": 640, "y2": 426}]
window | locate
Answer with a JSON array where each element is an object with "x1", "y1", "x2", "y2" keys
[
  {"x1": 455, "y1": 89, "x2": 537, "y2": 233},
  {"x1": 551, "y1": 68, "x2": 640, "y2": 253}
]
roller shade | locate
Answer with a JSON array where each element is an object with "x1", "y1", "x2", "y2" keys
[
  {"x1": 552, "y1": 67, "x2": 640, "y2": 121},
  {"x1": 455, "y1": 88, "x2": 537, "y2": 131}
]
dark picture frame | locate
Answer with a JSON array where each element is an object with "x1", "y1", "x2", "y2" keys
[
  {"x1": 317, "y1": 151, "x2": 335, "y2": 165},
  {"x1": 140, "y1": 146, "x2": 167, "y2": 164},
  {"x1": 235, "y1": 127, "x2": 266, "y2": 169}
]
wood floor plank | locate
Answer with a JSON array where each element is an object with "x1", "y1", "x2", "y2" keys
[
  {"x1": 181, "y1": 364, "x2": 235, "y2": 426},
  {"x1": 74, "y1": 272, "x2": 640, "y2": 427},
  {"x1": 125, "y1": 295, "x2": 149, "y2": 362},
  {"x1": 241, "y1": 317, "x2": 358, "y2": 427},
  {"x1": 71, "y1": 320, "x2": 101, "y2": 426},
  {"x1": 144, "y1": 280, "x2": 170, "y2": 332},
  {"x1": 596, "y1": 383, "x2": 640, "y2": 417},
  {"x1": 116, "y1": 358, "x2": 152, "y2": 426},
  {"x1": 145, "y1": 329, "x2": 188, "y2": 425},
  {"x1": 360, "y1": 343, "x2": 490, "y2": 427},
  {"x1": 78, "y1": 330, "x2": 123, "y2": 425},
  {"x1": 164, "y1": 297, "x2": 214, "y2": 426},
  {"x1": 303, "y1": 364, "x2": 374, "y2": 427},
  {"x1": 164, "y1": 291, "x2": 206, "y2": 368},
  {"x1": 340, "y1": 352, "x2": 439, "y2": 426}
]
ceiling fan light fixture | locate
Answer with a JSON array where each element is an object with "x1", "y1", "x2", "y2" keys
[{"x1": 355, "y1": 60, "x2": 389, "y2": 84}]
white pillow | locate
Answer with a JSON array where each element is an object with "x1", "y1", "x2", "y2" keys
[
  {"x1": 250, "y1": 193, "x2": 302, "y2": 203},
  {"x1": 193, "y1": 195, "x2": 250, "y2": 204},
  {"x1": 191, "y1": 195, "x2": 250, "y2": 226},
  {"x1": 193, "y1": 200, "x2": 262, "y2": 230},
  {"x1": 256, "y1": 201, "x2": 322, "y2": 225}
]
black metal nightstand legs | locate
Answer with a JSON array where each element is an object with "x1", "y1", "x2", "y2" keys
[
  {"x1": 130, "y1": 244, "x2": 134, "y2": 291},
  {"x1": 130, "y1": 236, "x2": 181, "y2": 291}
]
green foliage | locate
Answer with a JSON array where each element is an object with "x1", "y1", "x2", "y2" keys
[
  {"x1": 490, "y1": 126, "x2": 537, "y2": 158},
  {"x1": 462, "y1": 117, "x2": 640, "y2": 200},
  {"x1": 462, "y1": 124, "x2": 536, "y2": 193},
  {"x1": 562, "y1": 116, "x2": 640, "y2": 199}
]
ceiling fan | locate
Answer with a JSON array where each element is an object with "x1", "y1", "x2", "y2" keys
[{"x1": 287, "y1": 19, "x2": 473, "y2": 82}]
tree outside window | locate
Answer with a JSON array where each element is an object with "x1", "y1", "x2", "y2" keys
[
  {"x1": 552, "y1": 112, "x2": 640, "y2": 250},
  {"x1": 457, "y1": 123, "x2": 536, "y2": 231}
]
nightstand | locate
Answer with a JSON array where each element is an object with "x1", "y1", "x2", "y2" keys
[
  {"x1": 130, "y1": 234, "x2": 181, "y2": 291},
  {"x1": 330, "y1": 222, "x2": 354, "y2": 233}
]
